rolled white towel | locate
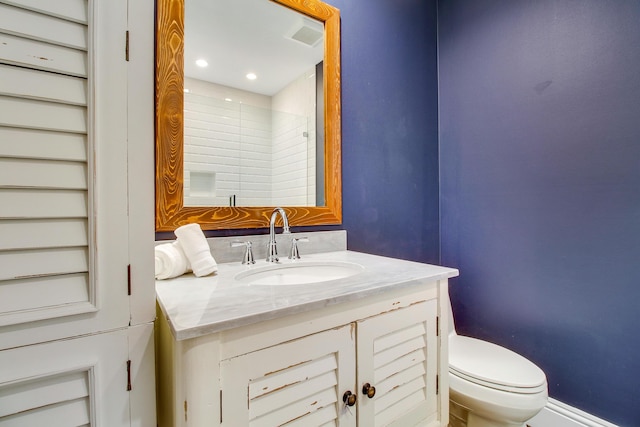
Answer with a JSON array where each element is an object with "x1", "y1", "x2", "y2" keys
[
  {"x1": 155, "y1": 242, "x2": 190, "y2": 280},
  {"x1": 174, "y1": 223, "x2": 218, "y2": 277},
  {"x1": 173, "y1": 240, "x2": 192, "y2": 271}
]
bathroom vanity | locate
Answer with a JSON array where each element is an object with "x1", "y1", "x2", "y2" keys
[{"x1": 156, "y1": 246, "x2": 458, "y2": 427}]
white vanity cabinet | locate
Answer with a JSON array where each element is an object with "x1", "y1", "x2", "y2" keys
[
  {"x1": 221, "y1": 301, "x2": 438, "y2": 426},
  {"x1": 156, "y1": 266, "x2": 453, "y2": 427},
  {"x1": 220, "y1": 323, "x2": 356, "y2": 426}
]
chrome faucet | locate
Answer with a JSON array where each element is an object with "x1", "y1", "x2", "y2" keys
[
  {"x1": 266, "y1": 207, "x2": 291, "y2": 262},
  {"x1": 230, "y1": 240, "x2": 255, "y2": 264}
]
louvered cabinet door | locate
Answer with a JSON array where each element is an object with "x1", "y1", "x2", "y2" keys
[
  {"x1": 0, "y1": 0, "x2": 131, "y2": 348},
  {"x1": 220, "y1": 324, "x2": 357, "y2": 427},
  {"x1": 356, "y1": 300, "x2": 439, "y2": 427},
  {"x1": 0, "y1": 323, "x2": 153, "y2": 427}
]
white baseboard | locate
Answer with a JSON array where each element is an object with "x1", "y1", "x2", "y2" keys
[{"x1": 527, "y1": 398, "x2": 618, "y2": 427}]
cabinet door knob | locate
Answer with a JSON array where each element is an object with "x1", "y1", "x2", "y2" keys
[
  {"x1": 342, "y1": 390, "x2": 357, "y2": 406},
  {"x1": 362, "y1": 382, "x2": 376, "y2": 398}
]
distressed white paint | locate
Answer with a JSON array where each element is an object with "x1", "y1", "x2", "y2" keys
[
  {"x1": 0, "y1": 33, "x2": 88, "y2": 77},
  {"x1": 0, "y1": 3, "x2": 88, "y2": 50},
  {"x1": 156, "y1": 257, "x2": 452, "y2": 427},
  {"x1": 0, "y1": 324, "x2": 154, "y2": 426},
  {"x1": 0, "y1": 0, "x2": 131, "y2": 340},
  {"x1": 357, "y1": 300, "x2": 438, "y2": 427},
  {"x1": 221, "y1": 325, "x2": 356, "y2": 426},
  {"x1": 0, "y1": 0, "x2": 156, "y2": 425}
]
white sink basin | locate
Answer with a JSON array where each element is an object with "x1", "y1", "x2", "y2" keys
[{"x1": 234, "y1": 261, "x2": 364, "y2": 286}]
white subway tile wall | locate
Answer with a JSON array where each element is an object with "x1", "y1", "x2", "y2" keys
[
  {"x1": 272, "y1": 68, "x2": 317, "y2": 206},
  {"x1": 183, "y1": 72, "x2": 316, "y2": 207}
]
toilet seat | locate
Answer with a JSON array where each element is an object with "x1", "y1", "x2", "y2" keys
[{"x1": 449, "y1": 335, "x2": 547, "y2": 394}]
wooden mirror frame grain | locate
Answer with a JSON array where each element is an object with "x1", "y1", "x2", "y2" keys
[{"x1": 155, "y1": 0, "x2": 341, "y2": 231}]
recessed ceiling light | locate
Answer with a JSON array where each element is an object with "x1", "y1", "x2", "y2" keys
[
  {"x1": 224, "y1": 98, "x2": 232, "y2": 102},
  {"x1": 196, "y1": 59, "x2": 208, "y2": 67},
  {"x1": 246, "y1": 73, "x2": 257, "y2": 80}
]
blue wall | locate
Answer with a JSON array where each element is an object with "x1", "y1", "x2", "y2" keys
[
  {"x1": 438, "y1": 1, "x2": 640, "y2": 425},
  {"x1": 158, "y1": 1, "x2": 640, "y2": 423},
  {"x1": 184, "y1": 0, "x2": 442, "y2": 269},
  {"x1": 327, "y1": 0, "x2": 441, "y2": 264}
]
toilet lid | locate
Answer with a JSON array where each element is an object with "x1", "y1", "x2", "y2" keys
[{"x1": 449, "y1": 335, "x2": 547, "y2": 394}]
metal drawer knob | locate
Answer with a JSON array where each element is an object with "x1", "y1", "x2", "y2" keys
[
  {"x1": 342, "y1": 390, "x2": 357, "y2": 406},
  {"x1": 362, "y1": 382, "x2": 376, "y2": 398}
]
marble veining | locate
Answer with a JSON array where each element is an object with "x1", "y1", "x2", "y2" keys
[{"x1": 156, "y1": 250, "x2": 459, "y2": 341}]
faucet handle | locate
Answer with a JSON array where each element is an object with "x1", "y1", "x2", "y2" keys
[
  {"x1": 289, "y1": 237, "x2": 309, "y2": 260},
  {"x1": 230, "y1": 241, "x2": 255, "y2": 264}
]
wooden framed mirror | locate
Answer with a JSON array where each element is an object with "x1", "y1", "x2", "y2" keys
[{"x1": 155, "y1": 0, "x2": 341, "y2": 231}]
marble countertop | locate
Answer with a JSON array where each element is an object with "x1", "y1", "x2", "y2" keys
[{"x1": 156, "y1": 250, "x2": 459, "y2": 341}]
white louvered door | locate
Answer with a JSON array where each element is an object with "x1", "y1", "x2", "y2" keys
[
  {"x1": 0, "y1": 322, "x2": 153, "y2": 426},
  {"x1": 219, "y1": 302, "x2": 440, "y2": 427},
  {"x1": 0, "y1": 0, "x2": 130, "y2": 348},
  {"x1": 0, "y1": 0, "x2": 157, "y2": 425},
  {"x1": 356, "y1": 300, "x2": 439, "y2": 427},
  {"x1": 220, "y1": 324, "x2": 357, "y2": 427}
]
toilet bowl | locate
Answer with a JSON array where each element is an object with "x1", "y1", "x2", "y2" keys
[{"x1": 447, "y1": 298, "x2": 548, "y2": 427}]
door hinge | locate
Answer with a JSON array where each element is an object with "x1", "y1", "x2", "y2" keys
[
  {"x1": 125, "y1": 30, "x2": 130, "y2": 61},
  {"x1": 220, "y1": 390, "x2": 223, "y2": 423},
  {"x1": 436, "y1": 316, "x2": 440, "y2": 337},
  {"x1": 126, "y1": 360, "x2": 132, "y2": 391},
  {"x1": 127, "y1": 264, "x2": 132, "y2": 296},
  {"x1": 436, "y1": 374, "x2": 439, "y2": 395}
]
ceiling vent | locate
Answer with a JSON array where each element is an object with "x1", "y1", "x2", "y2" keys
[{"x1": 288, "y1": 18, "x2": 323, "y2": 47}]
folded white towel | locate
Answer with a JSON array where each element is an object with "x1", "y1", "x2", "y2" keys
[
  {"x1": 174, "y1": 223, "x2": 217, "y2": 277},
  {"x1": 155, "y1": 242, "x2": 190, "y2": 280}
]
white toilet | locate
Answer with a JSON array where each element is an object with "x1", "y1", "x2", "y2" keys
[{"x1": 447, "y1": 296, "x2": 548, "y2": 427}]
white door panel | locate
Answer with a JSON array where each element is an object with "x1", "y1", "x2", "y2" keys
[
  {"x1": 357, "y1": 301, "x2": 439, "y2": 427},
  {"x1": 221, "y1": 324, "x2": 357, "y2": 427},
  {"x1": 0, "y1": 0, "x2": 156, "y2": 424},
  {"x1": 0, "y1": 329, "x2": 128, "y2": 426},
  {"x1": 0, "y1": 0, "x2": 130, "y2": 346},
  {"x1": 0, "y1": 323, "x2": 155, "y2": 427}
]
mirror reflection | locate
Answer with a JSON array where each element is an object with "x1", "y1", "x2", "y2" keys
[
  {"x1": 155, "y1": 0, "x2": 341, "y2": 231},
  {"x1": 183, "y1": 0, "x2": 325, "y2": 207}
]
